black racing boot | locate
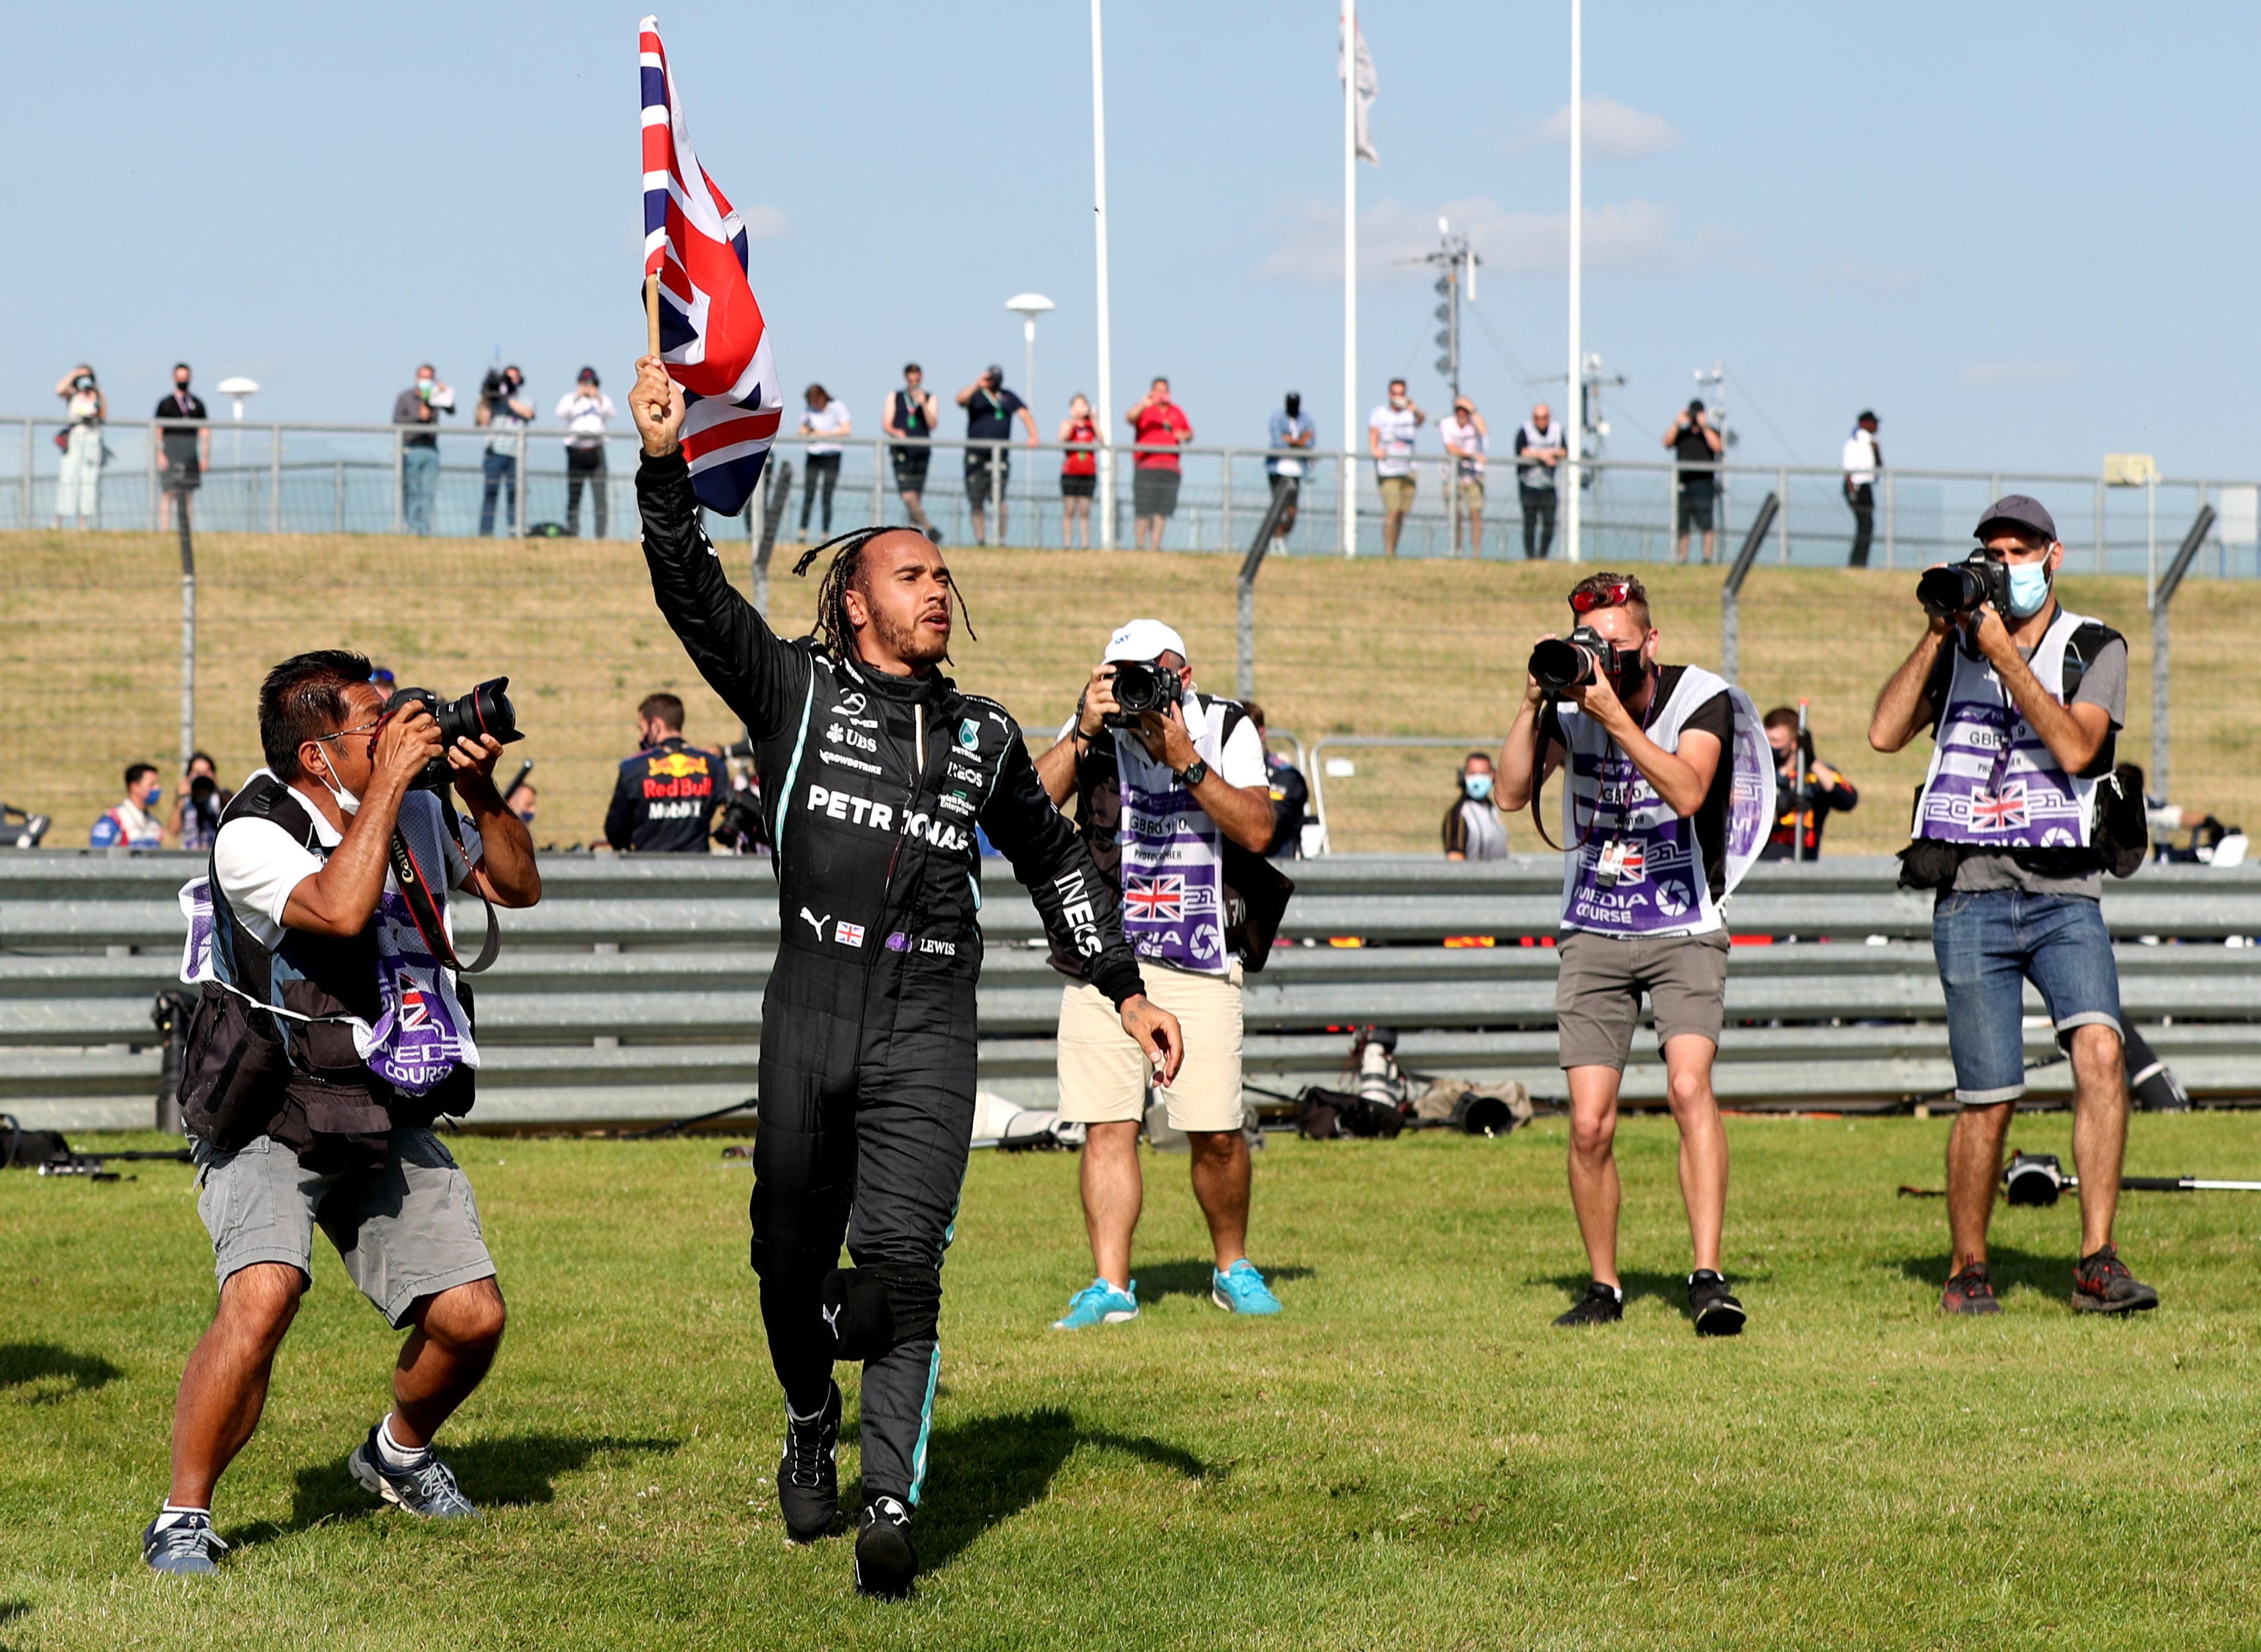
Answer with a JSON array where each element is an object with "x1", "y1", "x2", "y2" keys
[
  {"x1": 854, "y1": 1496, "x2": 918, "y2": 1599},
  {"x1": 777, "y1": 1381, "x2": 841, "y2": 1542}
]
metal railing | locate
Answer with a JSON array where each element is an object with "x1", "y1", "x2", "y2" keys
[{"x1": 11, "y1": 853, "x2": 2260, "y2": 1133}]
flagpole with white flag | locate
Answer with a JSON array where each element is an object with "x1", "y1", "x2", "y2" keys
[
  {"x1": 1340, "y1": 3, "x2": 1376, "y2": 559},
  {"x1": 1091, "y1": 0, "x2": 1116, "y2": 550},
  {"x1": 1564, "y1": 0, "x2": 1583, "y2": 563}
]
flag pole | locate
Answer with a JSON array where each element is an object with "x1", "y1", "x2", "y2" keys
[
  {"x1": 1564, "y1": 0, "x2": 1583, "y2": 563},
  {"x1": 1341, "y1": 0, "x2": 1358, "y2": 560},
  {"x1": 645, "y1": 273, "x2": 662, "y2": 357},
  {"x1": 1091, "y1": 0, "x2": 1115, "y2": 551}
]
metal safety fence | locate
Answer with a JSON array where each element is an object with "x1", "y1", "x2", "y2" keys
[{"x1": 9, "y1": 854, "x2": 2261, "y2": 1135}]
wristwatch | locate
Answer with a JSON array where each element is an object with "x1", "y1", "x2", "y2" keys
[{"x1": 1175, "y1": 758, "x2": 1210, "y2": 788}]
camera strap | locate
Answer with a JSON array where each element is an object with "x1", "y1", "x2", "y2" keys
[{"x1": 386, "y1": 826, "x2": 500, "y2": 975}]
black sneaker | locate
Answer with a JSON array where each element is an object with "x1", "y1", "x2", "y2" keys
[
  {"x1": 854, "y1": 1496, "x2": 918, "y2": 1599},
  {"x1": 1941, "y1": 1261, "x2": 2001, "y2": 1316},
  {"x1": 1552, "y1": 1280, "x2": 1624, "y2": 1327},
  {"x1": 2072, "y1": 1243, "x2": 2160, "y2": 1315},
  {"x1": 142, "y1": 1510, "x2": 228, "y2": 1576},
  {"x1": 778, "y1": 1381, "x2": 842, "y2": 1542},
  {"x1": 1688, "y1": 1269, "x2": 1746, "y2": 1336}
]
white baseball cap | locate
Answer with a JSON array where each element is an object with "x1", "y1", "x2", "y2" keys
[{"x1": 1104, "y1": 618, "x2": 1188, "y2": 665}]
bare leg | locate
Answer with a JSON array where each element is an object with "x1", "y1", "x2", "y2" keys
[
  {"x1": 1946, "y1": 1099, "x2": 2015, "y2": 1270},
  {"x1": 2068, "y1": 1024, "x2": 2128, "y2": 1257},
  {"x1": 899, "y1": 490, "x2": 931, "y2": 533},
  {"x1": 1565, "y1": 1064, "x2": 1625, "y2": 1287},
  {"x1": 1702, "y1": 527, "x2": 1718, "y2": 565},
  {"x1": 1467, "y1": 506, "x2": 1483, "y2": 556},
  {"x1": 1187, "y1": 1129, "x2": 1250, "y2": 1271},
  {"x1": 1079, "y1": 1119, "x2": 1143, "y2": 1291},
  {"x1": 167, "y1": 1262, "x2": 305, "y2": 1509},
  {"x1": 971, "y1": 504, "x2": 987, "y2": 545},
  {"x1": 1661, "y1": 1033, "x2": 1728, "y2": 1273},
  {"x1": 388, "y1": 1277, "x2": 507, "y2": 1450}
]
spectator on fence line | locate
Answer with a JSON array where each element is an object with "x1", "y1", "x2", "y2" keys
[
  {"x1": 91, "y1": 763, "x2": 164, "y2": 850},
  {"x1": 155, "y1": 364, "x2": 210, "y2": 534},
  {"x1": 1843, "y1": 410, "x2": 1882, "y2": 568},
  {"x1": 1038, "y1": 617, "x2": 1287, "y2": 1331},
  {"x1": 1059, "y1": 394, "x2": 1100, "y2": 549},
  {"x1": 1441, "y1": 397, "x2": 1489, "y2": 556},
  {"x1": 1126, "y1": 377, "x2": 1192, "y2": 551},
  {"x1": 1443, "y1": 751, "x2": 1507, "y2": 861},
  {"x1": 167, "y1": 751, "x2": 232, "y2": 852},
  {"x1": 1665, "y1": 399, "x2": 1722, "y2": 565},
  {"x1": 556, "y1": 367, "x2": 616, "y2": 539},
  {"x1": 474, "y1": 365, "x2": 531, "y2": 538},
  {"x1": 1368, "y1": 378, "x2": 1425, "y2": 557},
  {"x1": 956, "y1": 365, "x2": 1036, "y2": 545},
  {"x1": 1868, "y1": 494, "x2": 2157, "y2": 1319},
  {"x1": 505, "y1": 780, "x2": 537, "y2": 828},
  {"x1": 1244, "y1": 700, "x2": 1309, "y2": 860},
  {"x1": 52, "y1": 364, "x2": 106, "y2": 529},
  {"x1": 1265, "y1": 391, "x2": 1316, "y2": 543},
  {"x1": 798, "y1": 384, "x2": 850, "y2": 539},
  {"x1": 1758, "y1": 707, "x2": 1858, "y2": 860},
  {"x1": 881, "y1": 363, "x2": 939, "y2": 535},
  {"x1": 392, "y1": 366, "x2": 455, "y2": 537},
  {"x1": 1514, "y1": 403, "x2": 1566, "y2": 561},
  {"x1": 604, "y1": 691, "x2": 725, "y2": 854}
]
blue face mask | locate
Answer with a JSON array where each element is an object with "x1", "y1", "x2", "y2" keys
[
  {"x1": 1464, "y1": 773, "x2": 1494, "y2": 801},
  {"x1": 2005, "y1": 560, "x2": 2052, "y2": 618}
]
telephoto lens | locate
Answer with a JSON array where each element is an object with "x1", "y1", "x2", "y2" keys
[
  {"x1": 1103, "y1": 660, "x2": 1183, "y2": 727},
  {"x1": 1918, "y1": 551, "x2": 2008, "y2": 616},
  {"x1": 1528, "y1": 637, "x2": 1594, "y2": 695},
  {"x1": 386, "y1": 678, "x2": 525, "y2": 789}
]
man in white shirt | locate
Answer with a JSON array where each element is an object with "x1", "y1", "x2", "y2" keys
[
  {"x1": 1367, "y1": 378, "x2": 1425, "y2": 557},
  {"x1": 798, "y1": 384, "x2": 852, "y2": 539},
  {"x1": 90, "y1": 763, "x2": 164, "y2": 850},
  {"x1": 1843, "y1": 410, "x2": 1882, "y2": 567},
  {"x1": 1439, "y1": 397, "x2": 1489, "y2": 556},
  {"x1": 144, "y1": 650, "x2": 540, "y2": 1576},
  {"x1": 556, "y1": 367, "x2": 618, "y2": 539}
]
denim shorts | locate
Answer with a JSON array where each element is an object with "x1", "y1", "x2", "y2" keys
[{"x1": 1932, "y1": 889, "x2": 2122, "y2": 1105}]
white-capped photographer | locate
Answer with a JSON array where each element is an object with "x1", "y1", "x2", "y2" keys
[
  {"x1": 1035, "y1": 618, "x2": 1291, "y2": 1328},
  {"x1": 1497, "y1": 571, "x2": 1771, "y2": 1336}
]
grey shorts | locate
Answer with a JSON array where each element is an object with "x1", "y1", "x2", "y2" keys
[
  {"x1": 1555, "y1": 927, "x2": 1732, "y2": 1070},
  {"x1": 195, "y1": 1128, "x2": 496, "y2": 1328}
]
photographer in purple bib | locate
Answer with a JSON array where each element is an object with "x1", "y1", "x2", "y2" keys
[
  {"x1": 1036, "y1": 619, "x2": 1291, "y2": 1329},
  {"x1": 1869, "y1": 496, "x2": 2159, "y2": 1318},
  {"x1": 1498, "y1": 572, "x2": 1769, "y2": 1336}
]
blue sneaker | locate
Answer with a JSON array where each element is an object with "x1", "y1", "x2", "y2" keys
[
  {"x1": 142, "y1": 1510, "x2": 227, "y2": 1576},
  {"x1": 1211, "y1": 1259, "x2": 1284, "y2": 1316},
  {"x1": 1052, "y1": 1277, "x2": 1139, "y2": 1330},
  {"x1": 347, "y1": 1424, "x2": 480, "y2": 1518}
]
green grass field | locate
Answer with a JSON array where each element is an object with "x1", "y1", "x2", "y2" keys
[
  {"x1": 9, "y1": 1115, "x2": 2261, "y2": 1650},
  {"x1": 9, "y1": 527, "x2": 2261, "y2": 856}
]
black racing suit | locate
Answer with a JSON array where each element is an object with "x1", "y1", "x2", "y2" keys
[
  {"x1": 635, "y1": 450, "x2": 1144, "y2": 1508},
  {"x1": 603, "y1": 734, "x2": 725, "y2": 852}
]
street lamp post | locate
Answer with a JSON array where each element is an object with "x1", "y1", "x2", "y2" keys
[
  {"x1": 1004, "y1": 293, "x2": 1055, "y2": 417},
  {"x1": 216, "y1": 376, "x2": 259, "y2": 530}
]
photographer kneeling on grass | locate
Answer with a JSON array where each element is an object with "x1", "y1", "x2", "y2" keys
[
  {"x1": 1497, "y1": 572, "x2": 1768, "y2": 1336},
  {"x1": 145, "y1": 651, "x2": 540, "y2": 1574},
  {"x1": 1868, "y1": 496, "x2": 2158, "y2": 1318}
]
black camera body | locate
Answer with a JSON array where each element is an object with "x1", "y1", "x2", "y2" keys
[
  {"x1": 1918, "y1": 550, "x2": 2011, "y2": 618},
  {"x1": 1103, "y1": 659, "x2": 1183, "y2": 729},
  {"x1": 480, "y1": 368, "x2": 512, "y2": 404},
  {"x1": 386, "y1": 678, "x2": 524, "y2": 788},
  {"x1": 1529, "y1": 625, "x2": 1624, "y2": 696}
]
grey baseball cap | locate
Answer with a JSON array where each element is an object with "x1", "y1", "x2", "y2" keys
[{"x1": 1975, "y1": 494, "x2": 2056, "y2": 543}]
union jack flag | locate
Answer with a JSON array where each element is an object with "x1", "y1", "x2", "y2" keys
[
  {"x1": 1125, "y1": 875, "x2": 1185, "y2": 923},
  {"x1": 640, "y1": 16, "x2": 782, "y2": 515},
  {"x1": 1971, "y1": 781, "x2": 2030, "y2": 831}
]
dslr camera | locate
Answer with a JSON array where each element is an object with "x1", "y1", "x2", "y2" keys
[
  {"x1": 1917, "y1": 550, "x2": 2011, "y2": 618},
  {"x1": 1528, "y1": 626, "x2": 1626, "y2": 696},
  {"x1": 480, "y1": 368, "x2": 511, "y2": 403},
  {"x1": 1103, "y1": 659, "x2": 1182, "y2": 729},
  {"x1": 385, "y1": 678, "x2": 524, "y2": 789}
]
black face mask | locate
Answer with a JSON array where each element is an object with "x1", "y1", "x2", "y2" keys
[{"x1": 1610, "y1": 655, "x2": 1649, "y2": 705}]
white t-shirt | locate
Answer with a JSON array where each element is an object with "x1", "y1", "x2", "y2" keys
[
  {"x1": 1053, "y1": 695, "x2": 1268, "y2": 791},
  {"x1": 802, "y1": 401, "x2": 850, "y2": 456},
  {"x1": 1369, "y1": 404, "x2": 1419, "y2": 478},
  {"x1": 213, "y1": 779, "x2": 482, "y2": 951},
  {"x1": 1440, "y1": 414, "x2": 1487, "y2": 478},
  {"x1": 556, "y1": 390, "x2": 616, "y2": 448},
  {"x1": 1842, "y1": 428, "x2": 1878, "y2": 486}
]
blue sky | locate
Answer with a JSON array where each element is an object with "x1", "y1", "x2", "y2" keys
[{"x1": 9, "y1": 1, "x2": 2256, "y2": 478}]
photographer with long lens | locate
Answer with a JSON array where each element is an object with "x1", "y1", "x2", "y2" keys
[
  {"x1": 1037, "y1": 620, "x2": 1289, "y2": 1332},
  {"x1": 1869, "y1": 496, "x2": 2158, "y2": 1317},
  {"x1": 630, "y1": 355, "x2": 1180, "y2": 1600},
  {"x1": 1497, "y1": 572, "x2": 1769, "y2": 1335},
  {"x1": 145, "y1": 651, "x2": 539, "y2": 1574}
]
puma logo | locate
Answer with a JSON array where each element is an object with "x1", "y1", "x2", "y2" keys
[
  {"x1": 822, "y1": 1302, "x2": 844, "y2": 1337},
  {"x1": 800, "y1": 907, "x2": 830, "y2": 941}
]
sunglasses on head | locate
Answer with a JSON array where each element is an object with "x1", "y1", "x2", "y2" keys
[{"x1": 1570, "y1": 582, "x2": 1634, "y2": 614}]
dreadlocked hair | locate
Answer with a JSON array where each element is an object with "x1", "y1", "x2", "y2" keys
[{"x1": 790, "y1": 526, "x2": 976, "y2": 661}]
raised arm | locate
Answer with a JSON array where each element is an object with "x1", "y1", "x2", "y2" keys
[{"x1": 629, "y1": 355, "x2": 810, "y2": 740}]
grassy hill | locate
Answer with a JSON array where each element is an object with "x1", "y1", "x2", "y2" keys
[{"x1": 6, "y1": 527, "x2": 2256, "y2": 856}]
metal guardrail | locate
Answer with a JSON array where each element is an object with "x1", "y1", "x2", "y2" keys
[{"x1": 8, "y1": 853, "x2": 2261, "y2": 1131}]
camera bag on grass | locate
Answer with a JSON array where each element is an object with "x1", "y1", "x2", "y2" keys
[{"x1": 176, "y1": 774, "x2": 484, "y2": 1170}]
